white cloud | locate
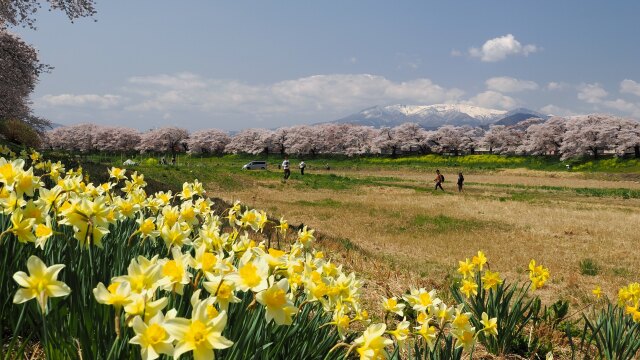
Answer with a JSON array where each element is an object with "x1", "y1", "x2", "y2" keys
[
  {"x1": 124, "y1": 73, "x2": 465, "y2": 118},
  {"x1": 469, "y1": 34, "x2": 538, "y2": 62},
  {"x1": 450, "y1": 49, "x2": 462, "y2": 57},
  {"x1": 547, "y1": 82, "x2": 568, "y2": 91},
  {"x1": 349, "y1": 57, "x2": 358, "y2": 64},
  {"x1": 577, "y1": 83, "x2": 608, "y2": 104},
  {"x1": 486, "y1": 76, "x2": 538, "y2": 93},
  {"x1": 620, "y1": 79, "x2": 640, "y2": 97},
  {"x1": 603, "y1": 99, "x2": 640, "y2": 118},
  {"x1": 466, "y1": 90, "x2": 517, "y2": 109},
  {"x1": 540, "y1": 104, "x2": 576, "y2": 116},
  {"x1": 40, "y1": 94, "x2": 124, "y2": 109}
]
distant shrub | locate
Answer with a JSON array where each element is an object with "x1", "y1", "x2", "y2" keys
[
  {"x1": 144, "y1": 157, "x2": 158, "y2": 165},
  {"x1": 580, "y1": 258, "x2": 600, "y2": 276}
]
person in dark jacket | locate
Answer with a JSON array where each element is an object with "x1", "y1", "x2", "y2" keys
[
  {"x1": 457, "y1": 172, "x2": 464, "y2": 192},
  {"x1": 434, "y1": 169, "x2": 444, "y2": 191}
]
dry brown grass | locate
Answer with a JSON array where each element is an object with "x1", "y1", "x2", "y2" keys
[{"x1": 210, "y1": 167, "x2": 640, "y2": 312}]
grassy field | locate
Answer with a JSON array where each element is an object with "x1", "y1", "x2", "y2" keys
[{"x1": 86, "y1": 153, "x2": 640, "y2": 313}]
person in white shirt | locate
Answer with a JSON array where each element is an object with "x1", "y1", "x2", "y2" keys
[
  {"x1": 282, "y1": 157, "x2": 290, "y2": 180},
  {"x1": 299, "y1": 160, "x2": 306, "y2": 175}
]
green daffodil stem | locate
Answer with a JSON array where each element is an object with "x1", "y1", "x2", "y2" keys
[
  {"x1": 41, "y1": 311, "x2": 51, "y2": 359},
  {"x1": 324, "y1": 342, "x2": 350, "y2": 360},
  {"x1": 127, "y1": 230, "x2": 140, "y2": 246},
  {"x1": 106, "y1": 336, "x2": 119, "y2": 360},
  {"x1": 6, "y1": 304, "x2": 27, "y2": 357}
]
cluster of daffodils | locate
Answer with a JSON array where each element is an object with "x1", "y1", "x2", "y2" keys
[
  {"x1": 618, "y1": 282, "x2": 640, "y2": 322},
  {"x1": 93, "y1": 235, "x2": 365, "y2": 359},
  {"x1": 1, "y1": 149, "x2": 367, "y2": 359},
  {"x1": 528, "y1": 260, "x2": 550, "y2": 290},
  {"x1": 457, "y1": 251, "x2": 504, "y2": 297},
  {"x1": 346, "y1": 288, "x2": 498, "y2": 358}
]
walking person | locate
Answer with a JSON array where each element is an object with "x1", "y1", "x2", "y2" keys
[
  {"x1": 434, "y1": 169, "x2": 444, "y2": 191},
  {"x1": 299, "y1": 160, "x2": 306, "y2": 175},
  {"x1": 282, "y1": 156, "x2": 291, "y2": 181},
  {"x1": 457, "y1": 172, "x2": 464, "y2": 193}
]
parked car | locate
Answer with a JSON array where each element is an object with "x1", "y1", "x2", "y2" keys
[{"x1": 242, "y1": 160, "x2": 267, "y2": 170}]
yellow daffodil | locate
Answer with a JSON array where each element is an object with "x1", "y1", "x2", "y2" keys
[
  {"x1": 13, "y1": 255, "x2": 71, "y2": 313},
  {"x1": 276, "y1": 217, "x2": 289, "y2": 235},
  {"x1": 7, "y1": 210, "x2": 36, "y2": 244},
  {"x1": 481, "y1": 270, "x2": 503, "y2": 290},
  {"x1": 93, "y1": 281, "x2": 133, "y2": 308},
  {"x1": 297, "y1": 226, "x2": 315, "y2": 247},
  {"x1": 255, "y1": 277, "x2": 298, "y2": 325},
  {"x1": 130, "y1": 311, "x2": 175, "y2": 360},
  {"x1": 416, "y1": 323, "x2": 437, "y2": 350},
  {"x1": 403, "y1": 287, "x2": 441, "y2": 312},
  {"x1": 457, "y1": 258, "x2": 475, "y2": 279},
  {"x1": 164, "y1": 302, "x2": 233, "y2": 360},
  {"x1": 472, "y1": 251, "x2": 487, "y2": 271},
  {"x1": 481, "y1": 312, "x2": 498, "y2": 337},
  {"x1": 159, "y1": 247, "x2": 193, "y2": 295},
  {"x1": 592, "y1": 286, "x2": 602, "y2": 299},
  {"x1": 452, "y1": 327, "x2": 476, "y2": 352},
  {"x1": 229, "y1": 259, "x2": 269, "y2": 292},
  {"x1": 108, "y1": 167, "x2": 127, "y2": 181},
  {"x1": 460, "y1": 279, "x2": 478, "y2": 298},
  {"x1": 382, "y1": 296, "x2": 405, "y2": 316},
  {"x1": 353, "y1": 323, "x2": 393, "y2": 360},
  {"x1": 388, "y1": 319, "x2": 410, "y2": 343},
  {"x1": 160, "y1": 222, "x2": 192, "y2": 249}
]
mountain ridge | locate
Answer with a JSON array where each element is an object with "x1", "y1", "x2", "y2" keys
[{"x1": 330, "y1": 104, "x2": 549, "y2": 129}]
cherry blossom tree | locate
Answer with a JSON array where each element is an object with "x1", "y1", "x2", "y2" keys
[
  {"x1": 94, "y1": 126, "x2": 141, "y2": 153},
  {"x1": 394, "y1": 123, "x2": 431, "y2": 154},
  {"x1": 520, "y1": 117, "x2": 566, "y2": 155},
  {"x1": 1, "y1": 0, "x2": 96, "y2": 29},
  {"x1": 429, "y1": 125, "x2": 478, "y2": 155},
  {"x1": 284, "y1": 125, "x2": 326, "y2": 156},
  {"x1": 340, "y1": 125, "x2": 377, "y2": 156},
  {"x1": 559, "y1": 115, "x2": 618, "y2": 160},
  {"x1": 613, "y1": 118, "x2": 640, "y2": 158},
  {"x1": 45, "y1": 123, "x2": 97, "y2": 152},
  {"x1": 266, "y1": 127, "x2": 289, "y2": 156},
  {"x1": 482, "y1": 125, "x2": 523, "y2": 155},
  {"x1": 0, "y1": 29, "x2": 51, "y2": 132},
  {"x1": 137, "y1": 127, "x2": 189, "y2": 155},
  {"x1": 225, "y1": 128, "x2": 273, "y2": 155},
  {"x1": 186, "y1": 129, "x2": 230, "y2": 155},
  {"x1": 372, "y1": 126, "x2": 404, "y2": 156}
]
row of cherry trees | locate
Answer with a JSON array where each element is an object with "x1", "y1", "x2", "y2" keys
[{"x1": 43, "y1": 114, "x2": 640, "y2": 159}]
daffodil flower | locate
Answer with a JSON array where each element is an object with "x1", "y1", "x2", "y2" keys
[
  {"x1": 164, "y1": 302, "x2": 233, "y2": 360},
  {"x1": 13, "y1": 255, "x2": 71, "y2": 313},
  {"x1": 353, "y1": 323, "x2": 392, "y2": 360},
  {"x1": 382, "y1": 296, "x2": 405, "y2": 316},
  {"x1": 481, "y1": 312, "x2": 498, "y2": 337},
  {"x1": 255, "y1": 277, "x2": 298, "y2": 325},
  {"x1": 129, "y1": 310, "x2": 176, "y2": 360}
]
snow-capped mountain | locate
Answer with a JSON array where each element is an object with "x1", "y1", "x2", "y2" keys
[{"x1": 333, "y1": 104, "x2": 548, "y2": 129}]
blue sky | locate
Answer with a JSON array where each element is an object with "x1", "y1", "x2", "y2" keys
[{"x1": 14, "y1": 0, "x2": 640, "y2": 130}]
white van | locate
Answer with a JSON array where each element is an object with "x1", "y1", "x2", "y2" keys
[{"x1": 242, "y1": 160, "x2": 267, "y2": 170}]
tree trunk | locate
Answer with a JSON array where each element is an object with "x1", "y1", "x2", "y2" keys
[{"x1": 635, "y1": 145, "x2": 640, "y2": 158}]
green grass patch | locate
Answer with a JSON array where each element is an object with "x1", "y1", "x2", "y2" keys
[
  {"x1": 469, "y1": 182, "x2": 640, "y2": 199},
  {"x1": 411, "y1": 214, "x2": 488, "y2": 232},
  {"x1": 295, "y1": 198, "x2": 343, "y2": 208},
  {"x1": 579, "y1": 258, "x2": 600, "y2": 276}
]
